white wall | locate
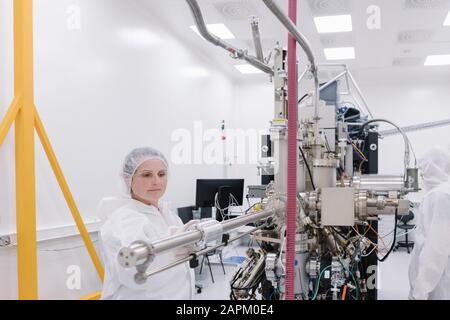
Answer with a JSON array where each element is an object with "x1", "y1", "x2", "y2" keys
[{"x1": 0, "y1": 0, "x2": 237, "y2": 299}]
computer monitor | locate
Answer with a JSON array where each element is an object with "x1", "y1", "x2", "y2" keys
[{"x1": 195, "y1": 179, "x2": 244, "y2": 210}]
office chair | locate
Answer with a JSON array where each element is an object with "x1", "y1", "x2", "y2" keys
[{"x1": 394, "y1": 211, "x2": 415, "y2": 254}]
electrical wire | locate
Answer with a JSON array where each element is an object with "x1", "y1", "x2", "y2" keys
[
  {"x1": 312, "y1": 265, "x2": 332, "y2": 300},
  {"x1": 367, "y1": 223, "x2": 389, "y2": 253},
  {"x1": 360, "y1": 243, "x2": 378, "y2": 258},
  {"x1": 298, "y1": 93, "x2": 309, "y2": 104},
  {"x1": 377, "y1": 211, "x2": 399, "y2": 262},
  {"x1": 349, "y1": 140, "x2": 368, "y2": 162},
  {"x1": 358, "y1": 119, "x2": 418, "y2": 169},
  {"x1": 299, "y1": 146, "x2": 316, "y2": 190}
]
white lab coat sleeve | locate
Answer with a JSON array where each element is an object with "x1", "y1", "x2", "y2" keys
[
  {"x1": 101, "y1": 209, "x2": 158, "y2": 291},
  {"x1": 410, "y1": 192, "x2": 450, "y2": 300}
]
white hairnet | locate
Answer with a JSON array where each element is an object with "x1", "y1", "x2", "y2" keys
[
  {"x1": 419, "y1": 146, "x2": 450, "y2": 191},
  {"x1": 122, "y1": 147, "x2": 169, "y2": 193}
]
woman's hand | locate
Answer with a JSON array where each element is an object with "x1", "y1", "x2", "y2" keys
[
  {"x1": 168, "y1": 220, "x2": 200, "y2": 236},
  {"x1": 169, "y1": 220, "x2": 201, "y2": 259}
]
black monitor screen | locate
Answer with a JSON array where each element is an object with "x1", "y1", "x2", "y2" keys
[{"x1": 195, "y1": 179, "x2": 244, "y2": 208}]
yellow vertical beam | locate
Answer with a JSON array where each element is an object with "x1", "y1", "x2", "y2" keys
[
  {"x1": 0, "y1": 97, "x2": 21, "y2": 148},
  {"x1": 34, "y1": 110, "x2": 105, "y2": 281},
  {"x1": 14, "y1": 0, "x2": 38, "y2": 300}
]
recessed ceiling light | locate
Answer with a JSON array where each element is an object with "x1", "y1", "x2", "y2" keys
[
  {"x1": 190, "y1": 24, "x2": 235, "y2": 40},
  {"x1": 314, "y1": 15, "x2": 353, "y2": 33},
  {"x1": 324, "y1": 47, "x2": 355, "y2": 60},
  {"x1": 234, "y1": 64, "x2": 263, "y2": 74},
  {"x1": 444, "y1": 10, "x2": 450, "y2": 26},
  {"x1": 424, "y1": 54, "x2": 450, "y2": 66}
]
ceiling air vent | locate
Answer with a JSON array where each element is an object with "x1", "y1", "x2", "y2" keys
[
  {"x1": 398, "y1": 30, "x2": 435, "y2": 43},
  {"x1": 308, "y1": 0, "x2": 351, "y2": 15},
  {"x1": 393, "y1": 57, "x2": 423, "y2": 66},
  {"x1": 404, "y1": 0, "x2": 450, "y2": 9},
  {"x1": 213, "y1": 0, "x2": 258, "y2": 21}
]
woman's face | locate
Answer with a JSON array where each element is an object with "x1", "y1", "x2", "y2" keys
[{"x1": 131, "y1": 159, "x2": 168, "y2": 206}]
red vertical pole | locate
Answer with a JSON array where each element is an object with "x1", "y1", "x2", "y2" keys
[{"x1": 286, "y1": 0, "x2": 298, "y2": 300}]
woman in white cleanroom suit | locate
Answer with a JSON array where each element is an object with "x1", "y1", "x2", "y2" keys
[{"x1": 98, "y1": 147, "x2": 197, "y2": 300}]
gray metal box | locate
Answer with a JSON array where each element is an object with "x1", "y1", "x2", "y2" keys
[
  {"x1": 321, "y1": 187, "x2": 355, "y2": 226},
  {"x1": 247, "y1": 185, "x2": 267, "y2": 199}
]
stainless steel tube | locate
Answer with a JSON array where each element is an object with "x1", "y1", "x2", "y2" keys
[
  {"x1": 151, "y1": 230, "x2": 201, "y2": 254},
  {"x1": 251, "y1": 16, "x2": 264, "y2": 62},
  {"x1": 346, "y1": 68, "x2": 374, "y2": 119},
  {"x1": 354, "y1": 174, "x2": 405, "y2": 191},
  {"x1": 262, "y1": 0, "x2": 316, "y2": 69},
  {"x1": 221, "y1": 208, "x2": 276, "y2": 233},
  {"x1": 141, "y1": 223, "x2": 270, "y2": 279},
  {"x1": 118, "y1": 208, "x2": 278, "y2": 268},
  {"x1": 262, "y1": 0, "x2": 320, "y2": 137},
  {"x1": 186, "y1": 0, "x2": 273, "y2": 75},
  {"x1": 319, "y1": 71, "x2": 347, "y2": 93}
]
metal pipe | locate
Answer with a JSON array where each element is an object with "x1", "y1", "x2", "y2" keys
[
  {"x1": 141, "y1": 223, "x2": 269, "y2": 279},
  {"x1": 186, "y1": 0, "x2": 273, "y2": 75},
  {"x1": 220, "y1": 208, "x2": 276, "y2": 233},
  {"x1": 250, "y1": 16, "x2": 264, "y2": 62},
  {"x1": 297, "y1": 68, "x2": 309, "y2": 85},
  {"x1": 262, "y1": 0, "x2": 320, "y2": 138},
  {"x1": 316, "y1": 63, "x2": 372, "y2": 118},
  {"x1": 319, "y1": 71, "x2": 347, "y2": 93},
  {"x1": 317, "y1": 63, "x2": 348, "y2": 68},
  {"x1": 262, "y1": 0, "x2": 316, "y2": 70},
  {"x1": 354, "y1": 175, "x2": 405, "y2": 191},
  {"x1": 299, "y1": 71, "x2": 347, "y2": 102},
  {"x1": 118, "y1": 208, "x2": 279, "y2": 268},
  {"x1": 346, "y1": 69, "x2": 374, "y2": 119}
]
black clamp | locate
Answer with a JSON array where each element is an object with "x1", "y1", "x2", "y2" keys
[
  {"x1": 189, "y1": 253, "x2": 199, "y2": 269},
  {"x1": 222, "y1": 233, "x2": 230, "y2": 247}
]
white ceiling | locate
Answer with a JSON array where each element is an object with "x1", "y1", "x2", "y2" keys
[{"x1": 139, "y1": 0, "x2": 450, "y2": 82}]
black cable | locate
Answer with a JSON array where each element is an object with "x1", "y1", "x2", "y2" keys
[
  {"x1": 245, "y1": 202, "x2": 261, "y2": 214},
  {"x1": 299, "y1": 146, "x2": 316, "y2": 190},
  {"x1": 377, "y1": 210, "x2": 398, "y2": 262},
  {"x1": 331, "y1": 226, "x2": 349, "y2": 240},
  {"x1": 298, "y1": 93, "x2": 309, "y2": 104}
]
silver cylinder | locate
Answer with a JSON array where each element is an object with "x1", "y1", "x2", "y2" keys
[
  {"x1": 273, "y1": 132, "x2": 288, "y2": 194},
  {"x1": 354, "y1": 175, "x2": 405, "y2": 191},
  {"x1": 151, "y1": 231, "x2": 201, "y2": 254},
  {"x1": 119, "y1": 207, "x2": 279, "y2": 268},
  {"x1": 312, "y1": 159, "x2": 339, "y2": 188},
  {"x1": 297, "y1": 160, "x2": 306, "y2": 192},
  {"x1": 221, "y1": 208, "x2": 276, "y2": 233}
]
